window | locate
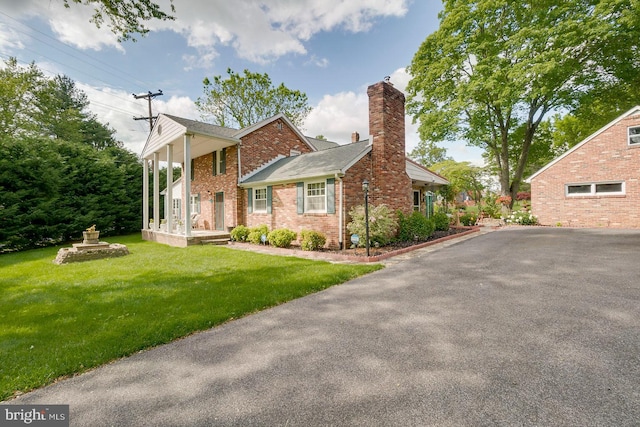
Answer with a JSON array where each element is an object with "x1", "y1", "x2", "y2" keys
[
  {"x1": 172, "y1": 198, "x2": 181, "y2": 218},
  {"x1": 220, "y1": 148, "x2": 226, "y2": 174},
  {"x1": 566, "y1": 182, "x2": 625, "y2": 197},
  {"x1": 190, "y1": 194, "x2": 201, "y2": 213},
  {"x1": 413, "y1": 191, "x2": 421, "y2": 211},
  {"x1": 254, "y1": 188, "x2": 267, "y2": 213},
  {"x1": 628, "y1": 126, "x2": 640, "y2": 145},
  {"x1": 212, "y1": 148, "x2": 227, "y2": 175},
  {"x1": 305, "y1": 182, "x2": 326, "y2": 212}
]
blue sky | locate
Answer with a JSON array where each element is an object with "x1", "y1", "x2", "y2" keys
[{"x1": 0, "y1": 0, "x2": 483, "y2": 163}]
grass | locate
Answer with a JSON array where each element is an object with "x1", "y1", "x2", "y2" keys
[{"x1": 0, "y1": 234, "x2": 382, "y2": 401}]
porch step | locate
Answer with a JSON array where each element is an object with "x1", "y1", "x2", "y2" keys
[{"x1": 201, "y1": 237, "x2": 230, "y2": 246}]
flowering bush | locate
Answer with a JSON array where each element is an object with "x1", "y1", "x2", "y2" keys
[
  {"x1": 347, "y1": 204, "x2": 397, "y2": 246},
  {"x1": 503, "y1": 210, "x2": 538, "y2": 225},
  {"x1": 496, "y1": 195, "x2": 512, "y2": 207}
]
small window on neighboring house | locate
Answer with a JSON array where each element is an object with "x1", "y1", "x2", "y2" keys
[
  {"x1": 628, "y1": 126, "x2": 640, "y2": 145},
  {"x1": 566, "y1": 182, "x2": 625, "y2": 196},
  {"x1": 413, "y1": 190, "x2": 421, "y2": 211},
  {"x1": 305, "y1": 182, "x2": 326, "y2": 212},
  {"x1": 254, "y1": 188, "x2": 267, "y2": 213}
]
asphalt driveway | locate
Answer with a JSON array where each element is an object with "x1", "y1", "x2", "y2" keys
[{"x1": 10, "y1": 227, "x2": 640, "y2": 426}]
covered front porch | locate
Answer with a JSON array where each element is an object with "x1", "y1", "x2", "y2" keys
[
  {"x1": 141, "y1": 114, "x2": 239, "y2": 246},
  {"x1": 141, "y1": 229, "x2": 231, "y2": 248}
]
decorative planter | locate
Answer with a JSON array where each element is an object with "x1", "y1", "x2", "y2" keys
[{"x1": 83, "y1": 230, "x2": 100, "y2": 244}]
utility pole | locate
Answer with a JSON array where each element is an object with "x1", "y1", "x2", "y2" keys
[{"x1": 133, "y1": 90, "x2": 163, "y2": 132}]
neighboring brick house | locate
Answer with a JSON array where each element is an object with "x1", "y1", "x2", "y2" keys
[
  {"x1": 526, "y1": 106, "x2": 640, "y2": 228},
  {"x1": 141, "y1": 80, "x2": 448, "y2": 247}
]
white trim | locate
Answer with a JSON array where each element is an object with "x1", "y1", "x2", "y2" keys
[
  {"x1": 239, "y1": 154, "x2": 286, "y2": 182},
  {"x1": 526, "y1": 105, "x2": 640, "y2": 183},
  {"x1": 253, "y1": 187, "x2": 268, "y2": 213},
  {"x1": 628, "y1": 125, "x2": 640, "y2": 146},
  {"x1": 305, "y1": 181, "x2": 327, "y2": 213},
  {"x1": 565, "y1": 181, "x2": 626, "y2": 197}
]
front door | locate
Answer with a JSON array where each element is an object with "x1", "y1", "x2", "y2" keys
[{"x1": 215, "y1": 192, "x2": 224, "y2": 231}]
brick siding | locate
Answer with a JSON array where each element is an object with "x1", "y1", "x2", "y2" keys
[{"x1": 530, "y1": 114, "x2": 640, "y2": 228}]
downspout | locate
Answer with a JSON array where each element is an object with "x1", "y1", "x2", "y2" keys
[{"x1": 336, "y1": 173, "x2": 344, "y2": 250}]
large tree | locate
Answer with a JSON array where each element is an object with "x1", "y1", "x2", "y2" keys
[
  {"x1": 0, "y1": 60, "x2": 142, "y2": 251},
  {"x1": 62, "y1": 0, "x2": 175, "y2": 42},
  {"x1": 196, "y1": 68, "x2": 312, "y2": 129},
  {"x1": 407, "y1": 0, "x2": 640, "y2": 206}
]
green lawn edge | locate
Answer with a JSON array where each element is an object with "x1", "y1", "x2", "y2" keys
[{"x1": 0, "y1": 234, "x2": 382, "y2": 401}]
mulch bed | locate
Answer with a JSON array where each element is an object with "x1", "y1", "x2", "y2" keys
[{"x1": 320, "y1": 227, "x2": 472, "y2": 257}]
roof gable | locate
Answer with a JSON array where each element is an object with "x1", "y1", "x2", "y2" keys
[
  {"x1": 233, "y1": 113, "x2": 317, "y2": 152},
  {"x1": 526, "y1": 106, "x2": 640, "y2": 182}
]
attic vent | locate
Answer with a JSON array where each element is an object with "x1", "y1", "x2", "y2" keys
[
  {"x1": 290, "y1": 149, "x2": 301, "y2": 157},
  {"x1": 277, "y1": 121, "x2": 283, "y2": 130}
]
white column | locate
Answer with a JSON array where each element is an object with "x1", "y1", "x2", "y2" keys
[
  {"x1": 166, "y1": 144, "x2": 173, "y2": 233},
  {"x1": 142, "y1": 158, "x2": 149, "y2": 229},
  {"x1": 153, "y1": 152, "x2": 160, "y2": 231},
  {"x1": 184, "y1": 134, "x2": 192, "y2": 237}
]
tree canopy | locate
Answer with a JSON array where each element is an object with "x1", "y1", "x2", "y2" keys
[
  {"x1": 407, "y1": 0, "x2": 640, "y2": 205},
  {"x1": 62, "y1": 0, "x2": 175, "y2": 42},
  {"x1": 196, "y1": 68, "x2": 312, "y2": 130},
  {"x1": 0, "y1": 59, "x2": 142, "y2": 252}
]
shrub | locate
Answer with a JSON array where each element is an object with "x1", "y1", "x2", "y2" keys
[
  {"x1": 347, "y1": 204, "x2": 398, "y2": 246},
  {"x1": 516, "y1": 191, "x2": 531, "y2": 201},
  {"x1": 503, "y1": 210, "x2": 538, "y2": 225},
  {"x1": 247, "y1": 224, "x2": 269, "y2": 244},
  {"x1": 459, "y1": 212, "x2": 477, "y2": 226},
  {"x1": 397, "y1": 211, "x2": 435, "y2": 242},
  {"x1": 300, "y1": 230, "x2": 327, "y2": 251},
  {"x1": 482, "y1": 194, "x2": 502, "y2": 219},
  {"x1": 230, "y1": 225, "x2": 250, "y2": 242},
  {"x1": 432, "y1": 212, "x2": 450, "y2": 231},
  {"x1": 267, "y1": 228, "x2": 297, "y2": 248}
]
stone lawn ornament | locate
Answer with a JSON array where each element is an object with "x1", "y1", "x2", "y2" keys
[{"x1": 54, "y1": 226, "x2": 129, "y2": 265}]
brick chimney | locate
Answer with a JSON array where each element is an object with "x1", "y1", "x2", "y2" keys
[
  {"x1": 351, "y1": 131, "x2": 360, "y2": 143},
  {"x1": 367, "y1": 80, "x2": 412, "y2": 213}
]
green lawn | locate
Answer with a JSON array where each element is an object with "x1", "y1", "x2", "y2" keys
[{"x1": 0, "y1": 235, "x2": 382, "y2": 401}]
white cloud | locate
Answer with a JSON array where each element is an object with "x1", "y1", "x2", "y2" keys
[
  {"x1": 0, "y1": 23, "x2": 24, "y2": 52},
  {"x1": 8, "y1": 0, "x2": 409, "y2": 66},
  {"x1": 77, "y1": 82, "x2": 199, "y2": 154}
]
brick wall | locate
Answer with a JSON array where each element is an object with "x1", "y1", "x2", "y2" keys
[
  {"x1": 188, "y1": 146, "x2": 239, "y2": 230},
  {"x1": 367, "y1": 81, "x2": 413, "y2": 215},
  {"x1": 239, "y1": 118, "x2": 314, "y2": 177},
  {"x1": 189, "y1": 118, "x2": 313, "y2": 230},
  {"x1": 530, "y1": 114, "x2": 640, "y2": 228}
]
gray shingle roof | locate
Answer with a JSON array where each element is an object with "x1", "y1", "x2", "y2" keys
[
  {"x1": 306, "y1": 137, "x2": 340, "y2": 151},
  {"x1": 241, "y1": 141, "x2": 371, "y2": 185},
  {"x1": 162, "y1": 114, "x2": 239, "y2": 139}
]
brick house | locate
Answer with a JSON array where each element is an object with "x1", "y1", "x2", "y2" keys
[
  {"x1": 526, "y1": 106, "x2": 640, "y2": 228},
  {"x1": 141, "y1": 80, "x2": 448, "y2": 247}
]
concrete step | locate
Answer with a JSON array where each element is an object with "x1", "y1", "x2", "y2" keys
[{"x1": 201, "y1": 238, "x2": 230, "y2": 246}]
